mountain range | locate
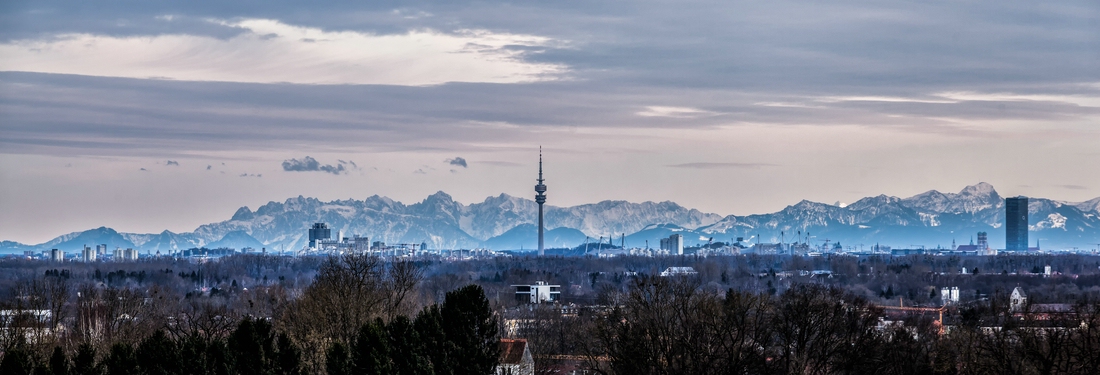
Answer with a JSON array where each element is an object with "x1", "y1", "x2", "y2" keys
[{"x1": 2, "y1": 183, "x2": 1098, "y2": 254}]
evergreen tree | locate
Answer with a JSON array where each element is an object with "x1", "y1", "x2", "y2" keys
[
  {"x1": 137, "y1": 330, "x2": 180, "y2": 375},
  {"x1": 228, "y1": 318, "x2": 275, "y2": 375},
  {"x1": 414, "y1": 305, "x2": 453, "y2": 375},
  {"x1": 205, "y1": 340, "x2": 233, "y2": 375},
  {"x1": 325, "y1": 343, "x2": 351, "y2": 375},
  {"x1": 0, "y1": 345, "x2": 35, "y2": 375},
  {"x1": 177, "y1": 337, "x2": 209, "y2": 375},
  {"x1": 71, "y1": 344, "x2": 98, "y2": 375},
  {"x1": 101, "y1": 343, "x2": 138, "y2": 375},
  {"x1": 351, "y1": 319, "x2": 392, "y2": 375},
  {"x1": 388, "y1": 315, "x2": 432, "y2": 375},
  {"x1": 274, "y1": 333, "x2": 301, "y2": 375},
  {"x1": 175, "y1": 337, "x2": 231, "y2": 375},
  {"x1": 441, "y1": 285, "x2": 500, "y2": 375},
  {"x1": 49, "y1": 346, "x2": 69, "y2": 375}
]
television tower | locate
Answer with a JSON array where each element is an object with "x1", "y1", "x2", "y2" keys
[{"x1": 535, "y1": 147, "x2": 547, "y2": 256}]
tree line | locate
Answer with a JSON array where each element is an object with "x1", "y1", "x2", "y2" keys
[
  {"x1": 0, "y1": 283, "x2": 498, "y2": 375},
  {"x1": 3, "y1": 253, "x2": 1100, "y2": 374},
  {"x1": 0, "y1": 254, "x2": 498, "y2": 374},
  {"x1": 561, "y1": 276, "x2": 1100, "y2": 375}
]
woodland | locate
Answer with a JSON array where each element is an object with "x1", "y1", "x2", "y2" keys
[{"x1": 1, "y1": 253, "x2": 1099, "y2": 374}]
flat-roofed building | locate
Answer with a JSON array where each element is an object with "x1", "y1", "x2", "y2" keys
[
  {"x1": 659, "y1": 234, "x2": 684, "y2": 255},
  {"x1": 1005, "y1": 197, "x2": 1029, "y2": 251},
  {"x1": 660, "y1": 266, "x2": 698, "y2": 277},
  {"x1": 513, "y1": 281, "x2": 560, "y2": 304},
  {"x1": 82, "y1": 245, "x2": 96, "y2": 262}
]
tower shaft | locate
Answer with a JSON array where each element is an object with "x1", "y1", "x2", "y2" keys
[
  {"x1": 538, "y1": 204, "x2": 544, "y2": 256},
  {"x1": 535, "y1": 148, "x2": 547, "y2": 256}
]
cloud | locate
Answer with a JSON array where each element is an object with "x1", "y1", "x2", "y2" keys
[
  {"x1": 0, "y1": 19, "x2": 566, "y2": 86},
  {"x1": 817, "y1": 96, "x2": 958, "y2": 104},
  {"x1": 936, "y1": 92, "x2": 1100, "y2": 108},
  {"x1": 446, "y1": 157, "x2": 468, "y2": 168},
  {"x1": 166, "y1": 160, "x2": 179, "y2": 166},
  {"x1": 479, "y1": 161, "x2": 523, "y2": 167},
  {"x1": 636, "y1": 106, "x2": 720, "y2": 119},
  {"x1": 666, "y1": 162, "x2": 777, "y2": 169},
  {"x1": 281, "y1": 156, "x2": 347, "y2": 175},
  {"x1": 413, "y1": 169, "x2": 427, "y2": 174},
  {"x1": 239, "y1": 173, "x2": 262, "y2": 178},
  {"x1": 139, "y1": 168, "x2": 148, "y2": 171},
  {"x1": 1058, "y1": 184, "x2": 1088, "y2": 190},
  {"x1": 206, "y1": 165, "x2": 212, "y2": 170}
]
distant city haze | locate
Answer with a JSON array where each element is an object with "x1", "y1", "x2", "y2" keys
[{"x1": 1, "y1": 1, "x2": 1097, "y2": 243}]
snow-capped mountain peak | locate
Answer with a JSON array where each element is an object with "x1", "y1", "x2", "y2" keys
[
  {"x1": 902, "y1": 182, "x2": 1002, "y2": 214},
  {"x1": 1073, "y1": 197, "x2": 1100, "y2": 214},
  {"x1": 7, "y1": 183, "x2": 1098, "y2": 253}
]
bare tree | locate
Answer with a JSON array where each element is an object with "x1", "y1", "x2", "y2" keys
[
  {"x1": 279, "y1": 254, "x2": 422, "y2": 373},
  {"x1": 596, "y1": 276, "x2": 772, "y2": 375},
  {"x1": 770, "y1": 284, "x2": 883, "y2": 375},
  {"x1": 165, "y1": 298, "x2": 239, "y2": 343}
]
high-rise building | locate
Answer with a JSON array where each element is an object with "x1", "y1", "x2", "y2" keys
[
  {"x1": 1005, "y1": 196, "x2": 1029, "y2": 251},
  {"x1": 82, "y1": 245, "x2": 97, "y2": 262},
  {"x1": 534, "y1": 148, "x2": 547, "y2": 257},
  {"x1": 96, "y1": 244, "x2": 107, "y2": 256},
  {"x1": 976, "y1": 232, "x2": 994, "y2": 255},
  {"x1": 660, "y1": 234, "x2": 684, "y2": 255},
  {"x1": 113, "y1": 248, "x2": 138, "y2": 261},
  {"x1": 49, "y1": 248, "x2": 64, "y2": 262},
  {"x1": 308, "y1": 223, "x2": 331, "y2": 248}
]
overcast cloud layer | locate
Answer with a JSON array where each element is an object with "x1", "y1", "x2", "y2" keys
[{"x1": 1, "y1": 0, "x2": 1098, "y2": 243}]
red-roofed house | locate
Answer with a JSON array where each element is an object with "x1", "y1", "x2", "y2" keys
[{"x1": 496, "y1": 338, "x2": 534, "y2": 375}]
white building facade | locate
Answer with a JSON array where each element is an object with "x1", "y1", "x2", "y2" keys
[{"x1": 513, "y1": 281, "x2": 560, "y2": 304}]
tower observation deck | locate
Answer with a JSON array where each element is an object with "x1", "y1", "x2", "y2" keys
[{"x1": 535, "y1": 148, "x2": 547, "y2": 256}]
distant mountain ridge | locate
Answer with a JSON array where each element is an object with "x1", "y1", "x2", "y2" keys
[
  {"x1": 696, "y1": 182, "x2": 1098, "y2": 250},
  {"x1": 3, "y1": 183, "x2": 1098, "y2": 253}
]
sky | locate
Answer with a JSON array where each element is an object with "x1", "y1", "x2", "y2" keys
[{"x1": 1, "y1": 0, "x2": 1098, "y2": 244}]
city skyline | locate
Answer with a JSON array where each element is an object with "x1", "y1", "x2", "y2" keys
[
  {"x1": 4, "y1": 180, "x2": 1098, "y2": 253},
  {"x1": 2, "y1": 1, "x2": 1098, "y2": 243}
]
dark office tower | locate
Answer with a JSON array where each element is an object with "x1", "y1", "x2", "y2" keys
[
  {"x1": 535, "y1": 148, "x2": 547, "y2": 257},
  {"x1": 1005, "y1": 197, "x2": 1029, "y2": 251},
  {"x1": 308, "y1": 223, "x2": 331, "y2": 248}
]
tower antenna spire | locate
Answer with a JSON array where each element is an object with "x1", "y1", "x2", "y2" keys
[{"x1": 535, "y1": 146, "x2": 547, "y2": 256}]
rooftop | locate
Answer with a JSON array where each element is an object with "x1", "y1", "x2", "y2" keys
[{"x1": 499, "y1": 338, "x2": 529, "y2": 365}]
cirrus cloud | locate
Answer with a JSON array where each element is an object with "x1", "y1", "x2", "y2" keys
[
  {"x1": 636, "y1": 106, "x2": 722, "y2": 119},
  {"x1": 0, "y1": 18, "x2": 567, "y2": 86},
  {"x1": 667, "y1": 162, "x2": 777, "y2": 169}
]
